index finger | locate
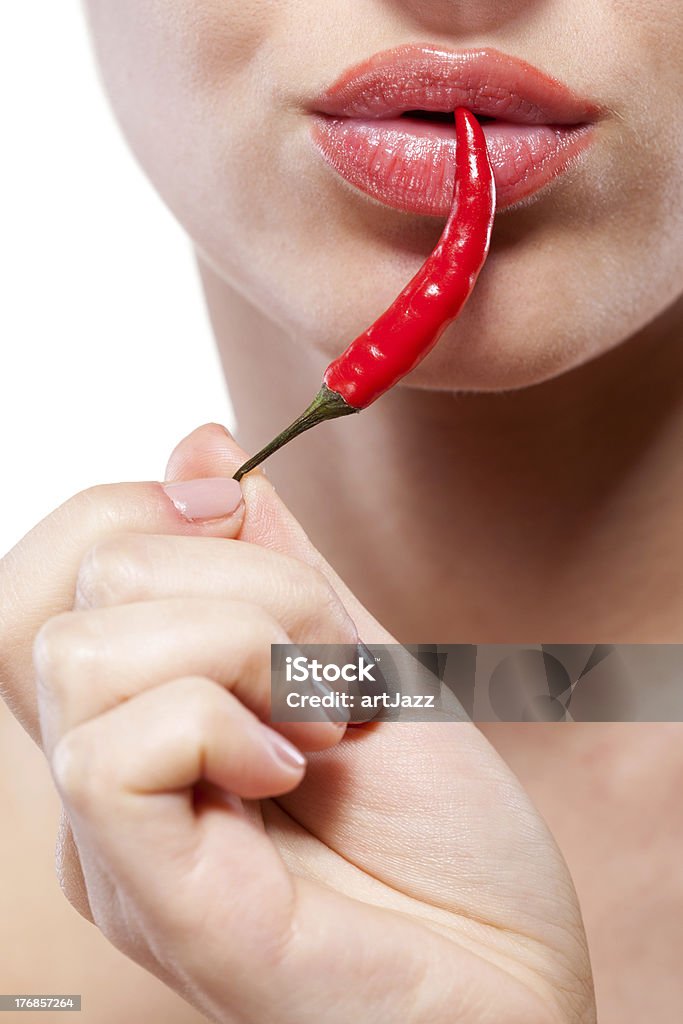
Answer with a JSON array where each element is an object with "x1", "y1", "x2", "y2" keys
[{"x1": 0, "y1": 466, "x2": 244, "y2": 740}]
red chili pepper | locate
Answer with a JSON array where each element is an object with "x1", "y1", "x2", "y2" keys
[{"x1": 233, "y1": 107, "x2": 495, "y2": 482}]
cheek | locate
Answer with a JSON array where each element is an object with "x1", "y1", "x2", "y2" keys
[
  {"x1": 82, "y1": 1, "x2": 277, "y2": 240},
  {"x1": 84, "y1": 0, "x2": 318, "y2": 331},
  {"x1": 84, "y1": 0, "x2": 271, "y2": 89},
  {"x1": 607, "y1": 0, "x2": 683, "y2": 62}
]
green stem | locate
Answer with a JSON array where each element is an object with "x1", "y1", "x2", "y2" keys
[{"x1": 232, "y1": 385, "x2": 357, "y2": 482}]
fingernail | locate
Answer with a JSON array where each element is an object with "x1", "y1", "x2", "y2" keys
[
  {"x1": 357, "y1": 641, "x2": 382, "y2": 688},
  {"x1": 259, "y1": 725, "x2": 307, "y2": 772},
  {"x1": 312, "y1": 678, "x2": 351, "y2": 724},
  {"x1": 357, "y1": 641, "x2": 375, "y2": 666},
  {"x1": 162, "y1": 477, "x2": 243, "y2": 521}
]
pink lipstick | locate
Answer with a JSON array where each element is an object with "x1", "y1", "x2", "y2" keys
[{"x1": 309, "y1": 45, "x2": 601, "y2": 215}]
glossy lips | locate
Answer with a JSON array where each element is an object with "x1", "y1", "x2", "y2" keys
[{"x1": 310, "y1": 46, "x2": 600, "y2": 215}]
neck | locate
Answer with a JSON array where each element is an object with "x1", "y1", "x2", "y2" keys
[{"x1": 200, "y1": 257, "x2": 683, "y2": 643}]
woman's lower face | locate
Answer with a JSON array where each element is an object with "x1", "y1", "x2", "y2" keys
[{"x1": 83, "y1": 0, "x2": 683, "y2": 391}]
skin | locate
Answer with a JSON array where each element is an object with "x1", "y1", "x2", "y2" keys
[
  {"x1": 1, "y1": 435, "x2": 595, "y2": 1024},
  {"x1": 1, "y1": 0, "x2": 682, "y2": 1021}
]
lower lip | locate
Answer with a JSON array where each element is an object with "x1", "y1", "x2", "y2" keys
[{"x1": 310, "y1": 115, "x2": 594, "y2": 215}]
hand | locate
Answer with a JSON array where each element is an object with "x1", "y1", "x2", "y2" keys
[
  {"x1": 1, "y1": 424, "x2": 596, "y2": 1023},
  {"x1": 0, "y1": 423, "x2": 391, "y2": 740}
]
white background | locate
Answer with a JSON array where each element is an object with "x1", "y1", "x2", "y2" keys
[{"x1": 0, "y1": 3, "x2": 235, "y2": 558}]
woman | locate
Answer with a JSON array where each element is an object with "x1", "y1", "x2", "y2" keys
[{"x1": 1, "y1": 1, "x2": 682, "y2": 1021}]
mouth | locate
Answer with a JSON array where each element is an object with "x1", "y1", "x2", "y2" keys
[{"x1": 309, "y1": 45, "x2": 602, "y2": 215}]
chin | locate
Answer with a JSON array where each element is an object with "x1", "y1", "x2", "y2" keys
[
  {"x1": 300, "y1": 232, "x2": 619, "y2": 396},
  {"x1": 407, "y1": 330, "x2": 590, "y2": 393}
]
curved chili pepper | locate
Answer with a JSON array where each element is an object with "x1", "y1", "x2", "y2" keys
[{"x1": 233, "y1": 107, "x2": 495, "y2": 482}]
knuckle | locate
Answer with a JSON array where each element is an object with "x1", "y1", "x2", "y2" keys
[
  {"x1": 179, "y1": 676, "x2": 225, "y2": 730},
  {"x1": 76, "y1": 533, "x2": 150, "y2": 607},
  {"x1": 290, "y1": 561, "x2": 353, "y2": 636},
  {"x1": 62, "y1": 484, "x2": 135, "y2": 545},
  {"x1": 172, "y1": 675, "x2": 235, "y2": 747},
  {"x1": 68, "y1": 483, "x2": 126, "y2": 521},
  {"x1": 225, "y1": 602, "x2": 287, "y2": 690},
  {"x1": 51, "y1": 728, "x2": 99, "y2": 811},
  {"x1": 33, "y1": 613, "x2": 92, "y2": 693},
  {"x1": 229, "y1": 601, "x2": 286, "y2": 644}
]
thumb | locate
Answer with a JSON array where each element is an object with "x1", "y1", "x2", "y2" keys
[{"x1": 165, "y1": 423, "x2": 394, "y2": 644}]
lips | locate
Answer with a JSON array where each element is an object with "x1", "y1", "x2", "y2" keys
[{"x1": 309, "y1": 46, "x2": 601, "y2": 215}]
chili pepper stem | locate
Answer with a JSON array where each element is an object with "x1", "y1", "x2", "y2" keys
[{"x1": 232, "y1": 385, "x2": 357, "y2": 481}]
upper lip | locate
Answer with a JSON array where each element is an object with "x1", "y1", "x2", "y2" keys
[{"x1": 311, "y1": 44, "x2": 601, "y2": 125}]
